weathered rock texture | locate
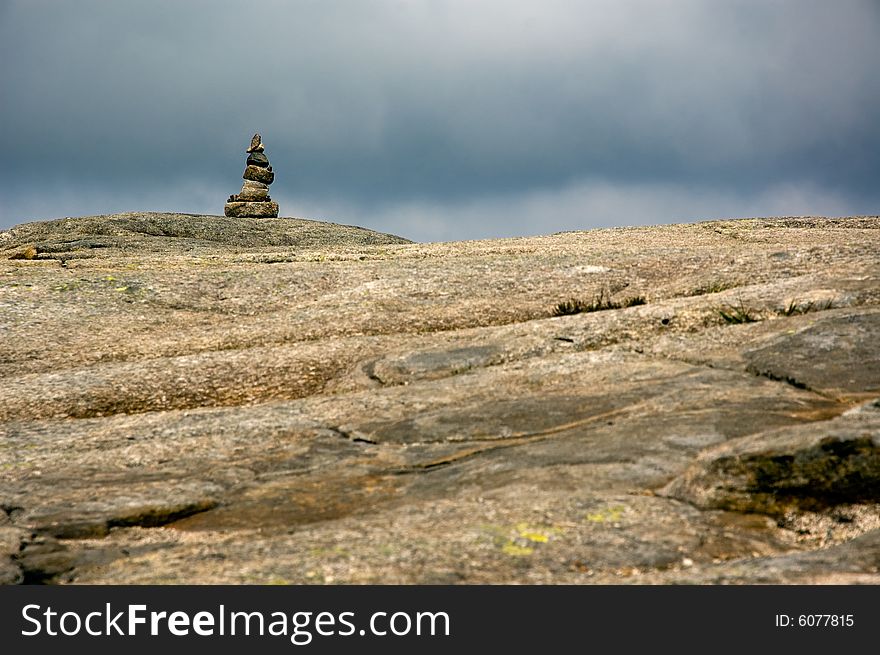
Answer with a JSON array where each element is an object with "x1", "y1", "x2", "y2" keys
[
  {"x1": 238, "y1": 180, "x2": 269, "y2": 202},
  {"x1": 0, "y1": 212, "x2": 878, "y2": 584},
  {"x1": 242, "y1": 165, "x2": 274, "y2": 185},
  {"x1": 223, "y1": 201, "x2": 280, "y2": 218}
]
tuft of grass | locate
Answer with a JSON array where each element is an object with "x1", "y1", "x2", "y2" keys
[
  {"x1": 553, "y1": 299, "x2": 590, "y2": 316},
  {"x1": 718, "y1": 298, "x2": 760, "y2": 324},
  {"x1": 686, "y1": 280, "x2": 739, "y2": 297},
  {"x1": 552, "y1": 289, "x2": 646, "y2": 317},
  {"x1": 779, "y1": 299, "x2": 834, "y2": 316}
]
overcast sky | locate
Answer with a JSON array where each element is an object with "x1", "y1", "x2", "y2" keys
[{"x1": 1, "y1": 0, "x2": 878, "y2": 241}]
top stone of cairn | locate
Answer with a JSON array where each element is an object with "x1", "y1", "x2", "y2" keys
[{"x1": 247, "y1": 133, "x2": 265, "y2": 153}]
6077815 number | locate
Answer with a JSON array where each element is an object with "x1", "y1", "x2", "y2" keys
[{"x1": 775, "y1": 614, "x2": 854, "y2": 627}]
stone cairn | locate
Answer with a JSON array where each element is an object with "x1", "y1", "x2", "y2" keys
[{"x1": 224, "y1": 133, "x2": 279, "y2": 218}]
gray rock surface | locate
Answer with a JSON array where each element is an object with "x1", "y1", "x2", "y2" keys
[
  {"x1": 742, "y1": 313, "x2": 880, "y2": 400},
  {"x1": 0, "y1": 213, "x2": 878, "y2": 584},
  {"x1": 0, "y1": 212, "x2": 409, "y2": 255},
  {"x1": 661, "y1": 399, "x2": 880, "y2": 514}
]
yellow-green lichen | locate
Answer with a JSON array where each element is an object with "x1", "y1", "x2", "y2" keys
[{"x1": 585, "y1": 505, "x2": 626, "y2": 523}]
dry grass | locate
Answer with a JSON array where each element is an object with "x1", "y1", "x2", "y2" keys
[{"x1": 553, "y1": 289, "x2": 647, "y2": 316}]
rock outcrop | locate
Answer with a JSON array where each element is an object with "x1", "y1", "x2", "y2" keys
[
  {"x1": 661, "y1": 399, "x2": 880, "y2": 514},
  {"x1": 224, "y1": 134, "x2": 279, "y2": 218},
  {"x1": 0, "y1": 214, "x2": 878, "y2": 584}
]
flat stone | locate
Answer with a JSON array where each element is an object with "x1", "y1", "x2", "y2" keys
[
  {"x1": 660, "y1": 399, "x2": 880, "y2": 514},
  {"x1": 224, "y1": 201, "x2": 279, "y2": 218},
  {"x1": 243, "y1": 180, "x2": 268, "y2": 190},
  {"x1": 237, "y1": 185, "x2": 269, "y2": 201},
  {"x1": 246, "y1": 152, "x2": 270, "y2": 168},
  {"x1": 366, "y1": 345, "x2": 502, "y2": 384},
  {"x1": 243, "y1": 165, "x2": 275, "y2": 185},
  {"x1": 742, "y1": 312, "x2": 880, "y2": 400},
  {"x1": 7, "y1": 477, "x2": 225, "y2": 539}
]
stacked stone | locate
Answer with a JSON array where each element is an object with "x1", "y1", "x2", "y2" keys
[{"x1": 224, "y1": 134, "x2": 279, "y2": 218}]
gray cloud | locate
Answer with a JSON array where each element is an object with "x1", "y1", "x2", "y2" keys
[{"x1": 1, "y1": 0, "x2": 878, "y2": 240}]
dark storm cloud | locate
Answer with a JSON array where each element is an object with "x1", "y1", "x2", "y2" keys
[{"x1": 1, "y1": 0, "x2": 878, "y2": 240}]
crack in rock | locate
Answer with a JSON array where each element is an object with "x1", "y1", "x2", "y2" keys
[
  {"x1": 18, "y1": 500, "x2": 221, "y2": 539},
  {"x1": 327, "y1": 426, "x2": 378, "y2": 445}
]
